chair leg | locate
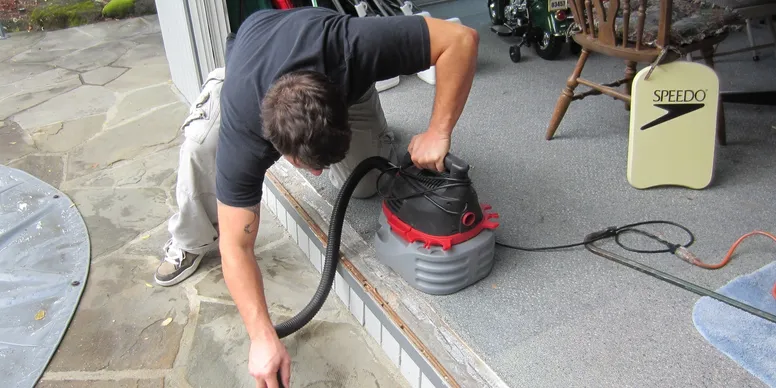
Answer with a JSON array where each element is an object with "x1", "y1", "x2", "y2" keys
[
  {"x1": 701, "y1": 46, "x2": 727, "y2": 146},
  {"x1": 745, "y1": 19, "x2": 760, "y2": 61},
  {"x1": 716, "y1": 98, "x2": 727, "y2": 146},
  {"x1": 624, "y1": 60, "x2": 637, "y2": 111},
  {"x1": 546, "y1": 48, "x2": 590, "y2": 140}
]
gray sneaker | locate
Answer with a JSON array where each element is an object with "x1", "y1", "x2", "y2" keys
[{"x1": 154, "y1": 239, "x2": 205, "y2": 287}]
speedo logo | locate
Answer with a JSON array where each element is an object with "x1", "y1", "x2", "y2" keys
[{"x1": 640, "y1": 89, "x2": 707, "y2": 130}]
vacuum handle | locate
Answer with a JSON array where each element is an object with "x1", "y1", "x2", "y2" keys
[
  {"x1": 401, "y1": 152, "x2": 470, "y2": 178},
  {"x1": 443, "y1": 153, "x2": 469, "y2": 178}
]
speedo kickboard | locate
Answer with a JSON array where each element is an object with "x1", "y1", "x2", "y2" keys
[{"x1": 627, "y1": 60, "x2": 719, "y2": 189}]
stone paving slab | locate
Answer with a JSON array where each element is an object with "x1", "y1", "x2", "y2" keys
[
  {"x1": 1, "y1": 16, "x2": 406, "y2": 388},
  {"x1": 0, "y1": 31, "x2": 45, "y2": 62},
  {"x1": 37, "y1": 380, "x2": 165, "y2": 388}
]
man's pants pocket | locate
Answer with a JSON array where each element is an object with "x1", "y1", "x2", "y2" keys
[{"x1": 181, "y1": 69, "x2": 225, "y2": 144}]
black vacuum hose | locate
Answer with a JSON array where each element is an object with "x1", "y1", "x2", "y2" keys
[{"x1": 273, "y1": 155, "x2": 396, "y2": 338}]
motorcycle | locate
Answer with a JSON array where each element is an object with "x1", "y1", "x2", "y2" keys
[{"x1": 488, "y1": 0, "x2": 581, "y2": 62}]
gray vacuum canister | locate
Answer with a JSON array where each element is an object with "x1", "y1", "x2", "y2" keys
[{"x1": 373, "y1": 211, "x2": 497, "y2": 295}]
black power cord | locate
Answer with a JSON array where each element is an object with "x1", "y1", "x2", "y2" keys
[
  {"x1": 495, "y1": 220, "x2": 696, "y2": 254},
  {"x1": 375, "y1": 165, "x2": 473, "y2": 216},
  {"x1": 495, "y1": 221, "x2": 776, "y2": 324}
]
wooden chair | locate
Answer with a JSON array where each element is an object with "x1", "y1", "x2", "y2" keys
[{"x1": 545, "y1": 0, "x2": 745, "y2": 145}]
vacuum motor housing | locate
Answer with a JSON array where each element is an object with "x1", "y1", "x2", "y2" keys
[{"x1": 374, "y1": 153, "x2": 500, "y2": 295}]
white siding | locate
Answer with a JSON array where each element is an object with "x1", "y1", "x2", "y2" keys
[
  {"x1": 155, "y1": 0, "x2": 230, "y2": 105},
  {"x1": 188, "y1": 0, "x2": 230, "y2": 75},
  {"x1": 155, "y1": 0, "x2": 201, "y2": 105}
]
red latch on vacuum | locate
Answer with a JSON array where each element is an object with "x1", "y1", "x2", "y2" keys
[{"x1": 383, "y1": 203, "x2": 500, "y2": 250}]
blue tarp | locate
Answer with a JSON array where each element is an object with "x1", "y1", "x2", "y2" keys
[{"x1": 0, "y1": 165, "x2": 90, "y2": 388}]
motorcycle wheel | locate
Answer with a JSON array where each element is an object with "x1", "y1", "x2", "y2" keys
[
  {"x1": 534, "y1": 31, "x2": 564, "y2": 60},
  {"x1": 488, "y1": 0, "x2": 504, "y2": 24}
]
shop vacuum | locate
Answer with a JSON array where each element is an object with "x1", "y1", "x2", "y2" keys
[
  {"x1": 271, "y1": 152, "x2": 496, "y2": 387},
  {"x1": 271, "y1": 152, "x2": 497, "y2": 334},
  {"x1": 373, "y1": 152, "x2": 500, "y2": 295}
]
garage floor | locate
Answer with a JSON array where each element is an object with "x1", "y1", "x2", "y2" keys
[{"x1": 300, "y1": 2, "x2": 776, "y2": 386}]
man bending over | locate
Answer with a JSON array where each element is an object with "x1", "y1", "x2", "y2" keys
[{"x1": 154, "y1": 7, "x2": 478, "y2": 388}]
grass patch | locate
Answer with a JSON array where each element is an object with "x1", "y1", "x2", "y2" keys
[
  {"x1": 102, "y1": 0, "x2": 134, "y2": 18},
  {"x1": 1, "y1": 0, "x2": 155, "y2": 32},
  {"x1": 29, "y1": 0, "x2": 103, "y2": 30}
]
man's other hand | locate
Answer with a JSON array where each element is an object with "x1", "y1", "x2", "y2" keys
[
  {"x1": 249, "y1": 334, "x2": 291, "y2": 388},
  {"x1": 408, "y1": 129, "x2": 451, "y2": 172},
  {"x1": 216, "y1": 200, "x2": 291, "y2": 388}
]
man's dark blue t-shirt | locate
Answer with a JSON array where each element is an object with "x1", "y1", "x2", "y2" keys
[{"x1": 216, "y1": 7, "x2": 431, "y2": 208}]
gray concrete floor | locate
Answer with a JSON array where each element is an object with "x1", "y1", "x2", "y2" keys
[
  {"x1": 297, "y1": 1, "x2": 776, "y2": 387},
  {"x1": 1, "y1": 16, "x2": 407, "y2": 388}
]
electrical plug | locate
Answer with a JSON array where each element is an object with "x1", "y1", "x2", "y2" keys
[{"x1": 674, "y1": 246, "x2": 700, "y2": 265}]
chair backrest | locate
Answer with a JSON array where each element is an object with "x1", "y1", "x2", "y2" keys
[{"x1": 568, "y1": 0, "x2": 672, "y2": 50}]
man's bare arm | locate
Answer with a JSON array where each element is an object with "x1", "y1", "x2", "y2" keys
[
  {"x1": 424, "y1": 16, "x2": 479, "y2": 138},
  {"x1": 217, "y1": 201, "x2": 276, "y2": 341}
]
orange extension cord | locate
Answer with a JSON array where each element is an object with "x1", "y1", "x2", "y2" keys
[{"x1": 676, "y1": 230, "x2": 776, "y2": 300}]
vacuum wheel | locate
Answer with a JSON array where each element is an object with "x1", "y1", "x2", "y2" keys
[{"x1": 509, "y1": 44, "x2": 521, "y2": 63}]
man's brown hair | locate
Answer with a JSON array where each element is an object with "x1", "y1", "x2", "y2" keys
[{"x1": 262, "y1": 70, "x2": 351, "y2": 170}]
